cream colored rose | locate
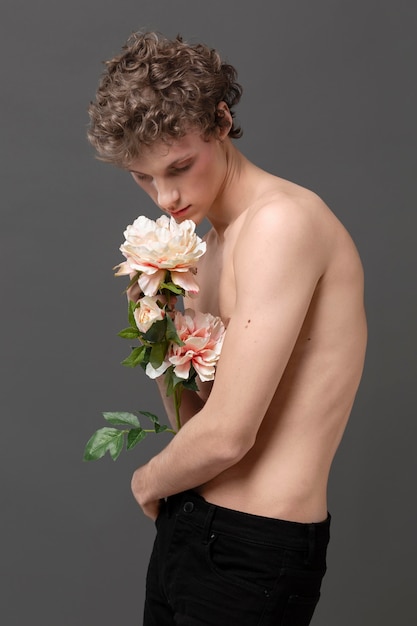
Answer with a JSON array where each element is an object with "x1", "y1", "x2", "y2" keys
[
  {"x1": 114, "y1": 215, "x2": 206, "y2": 296},
  {"x1": 134, "y1": 296, "x2": 165, "y2": 333},
  {"x1": 167, "y1": 309, "x2": 226, "y2": 382}
]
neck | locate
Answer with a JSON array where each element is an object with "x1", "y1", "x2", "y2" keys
[{"x1": 207, "y1": 140, "x2": 258, "y2": 237}]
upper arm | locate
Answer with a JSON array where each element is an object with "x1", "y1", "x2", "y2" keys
[{"x1": 199, "y1": 200, "x2": 329, "y2": 451}]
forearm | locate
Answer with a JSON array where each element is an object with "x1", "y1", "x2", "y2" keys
[
  {"x1": 155, "y1": 377, "x2": 207, "y2": 429},
  {"x1": 131, "y1": 409, "x2": 247, "y2": 509}
]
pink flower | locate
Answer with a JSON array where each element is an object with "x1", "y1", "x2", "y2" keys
[
  {"x1": 167, "y1": 309, "x2": 226, "y2": 382},
  {"x1": 134, "y1": 296, "x2": 165, "y2": 333},
  {"x1": 114, "y1": 215, "x2": 206, "y2": 296}
]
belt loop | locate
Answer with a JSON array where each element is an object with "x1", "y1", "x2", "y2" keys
[
  {"x1": 306, "y1": 523, "x2": 316, "y2": 565},
  {"x1": 202, "y1": 504, "x2": 216, "y2": 545}
]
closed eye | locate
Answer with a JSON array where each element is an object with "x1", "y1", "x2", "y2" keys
[
  {"x1": 132, "y1": 172, "x2": 151, "y2": 183},
  {"x1": 170, "y1": 163, "x2": 192, "y2": 176},
  {"x1": 130, "y1": 158, "x2": 194, "y2": 182}
]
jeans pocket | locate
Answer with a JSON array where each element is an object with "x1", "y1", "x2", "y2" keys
[
  {"x1": 274, "y1": 565, "x2": 325, "y2": 626},
  {"x1": 205, "y1": 532, "x2": 285, "y2": 595},
  {"x1": 281, "y1": 592, "x2": 321, "y2": 626}
]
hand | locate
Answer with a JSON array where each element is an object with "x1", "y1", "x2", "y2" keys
[
  {"x1": 126, "y1": 273, "x2": 141, "y2": 303},
  {"x1": 140, "y1": 499, "x2": 161, "y2": 521},
  {"x1": 131, "y1": 466, "x2": 161, "y2": 521},
  {"x1": 126, "y1": 273, "x2": 177, "y2": 312}
]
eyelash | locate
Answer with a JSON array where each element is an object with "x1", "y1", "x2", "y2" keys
[
  {"x1": 171, "y1": 164, "x2": 191, "y2": 175},
  {"x1": 133, "y1": 163, "x2": 192, "y2": 183}
]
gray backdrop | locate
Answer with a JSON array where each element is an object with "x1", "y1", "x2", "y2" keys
[{"x1": 2, "y1": 1, "x2": 416, "y2": 624}]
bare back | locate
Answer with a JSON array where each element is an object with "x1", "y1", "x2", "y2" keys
[{"x1": 188, "y1": 175, "x2": 367, "y2": 522}]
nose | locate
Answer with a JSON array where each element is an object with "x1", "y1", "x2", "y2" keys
[{"x1": 154, "y1": 180, "x2": 180, "y2": 211}]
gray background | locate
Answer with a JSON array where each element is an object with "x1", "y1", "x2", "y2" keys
[{"x1": 2, "y1": 1, "x2": 416, "y2": 624}]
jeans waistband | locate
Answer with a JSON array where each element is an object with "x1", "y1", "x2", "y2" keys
[{"x1": 165, "y1": 490, "x2": 331, "y2": 551}]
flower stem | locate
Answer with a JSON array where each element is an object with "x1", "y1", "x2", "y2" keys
[
  {"x1": 174, "y1": 385, "x2": 183, "y2": 432},
  {"x1": 142, "y1": 428, "x2": 176, "y2": 435}
]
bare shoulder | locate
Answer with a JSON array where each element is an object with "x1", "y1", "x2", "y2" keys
[
  {"x1": 247, "y1": 177, "x2": 338, "y2": 233},
  {"x1": 236, "y1": 178, "x2": 340, "y2": 264},
  {"x1": 231, "y1": 174, "x2": 365, "y2": 298}
]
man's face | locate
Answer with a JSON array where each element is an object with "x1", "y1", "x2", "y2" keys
[{"x1": 128, "y1": 130, "x2": 227, "y2": 225}]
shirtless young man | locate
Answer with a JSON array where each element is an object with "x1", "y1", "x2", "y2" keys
[{"x1": 88, "y1": 32, "x2": 367, "y2": 625}]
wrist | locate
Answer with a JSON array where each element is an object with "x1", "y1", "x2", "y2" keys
[{"x1": 131, "y1": 464, "x2": 151, "y2": 507}]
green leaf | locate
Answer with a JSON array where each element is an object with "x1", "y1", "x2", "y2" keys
[
  {"x1": 103, "y1": 412, "x2": 140, "y2": 428},
  {"x1": 121, "y1": 346, "x2": 146, "y2": 368},
  {"x1": 139, "y1": 410, "x2": 161, "y2": 422},
  {"x1": 164, "y1": 367, "x2": 175, "y2": 396},
  {"x1": 127, "y1": 428, "x2": 147, "y2": 449},
  {"x1": 142, "y1": 318, "x2": 167, "y2": 343},
  {"x1": 165, "y1": 315, "x2": 184, "y2": 346},
  {"x1": 160, "y1": 281, "x2": 184, "y2": 295},
  {"x1": 164, "y1": 367, "x2": 185, "y2": 396},
  {"x1": 118, "y1": 327, "x2": 140, "y2": 339},
  {"x1": 150, "y1": 341, "x2": 168, "y2": 368},
  {"x1": 83, "y1": 427, "x2": 126, "y2": 461},
  {"x1": 153, "y1": 423, "x2": 169, "y2": 433},
  {"x1": 109, "y1": 432, "x2": 125, "y2": 460},
  {"x1": 182, "y1": 376, "x2": 199, "y2": 392},
  {"x1": 128, "y1": 298, "x2": 138, "y2": 328},
  {"x1": 139, "y1": 411, "x2": 169, "y2": 433}
]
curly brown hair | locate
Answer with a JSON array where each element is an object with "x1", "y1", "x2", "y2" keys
[{"x1": 87, "y1": 31, "x2": 243, "y2": 166}]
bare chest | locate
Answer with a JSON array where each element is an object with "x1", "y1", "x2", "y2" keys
[{"x1": 191, "y1": 236, "x2": 236, "y2": 326}]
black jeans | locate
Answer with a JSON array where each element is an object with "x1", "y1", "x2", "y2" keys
[{"x1": 144, "y1": 490, "x2": 330, "y2": 626}]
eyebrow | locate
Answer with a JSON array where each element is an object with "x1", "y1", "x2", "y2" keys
[{"x1": 129, "y1": 154, "x2": 194, "y2": 175}]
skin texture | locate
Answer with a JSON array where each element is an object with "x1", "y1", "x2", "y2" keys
[{"x1": 129, "y1": 106, "x2": 367, "y2": 523}]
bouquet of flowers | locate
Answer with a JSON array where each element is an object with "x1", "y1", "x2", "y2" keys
[{"x1": 84, "y1": 215, "x2": 226, "y2": 462}]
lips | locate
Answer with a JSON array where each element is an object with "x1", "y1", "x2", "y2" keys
[{"x1": 170, "y1": 205, "x2": 190, "y2": 217}]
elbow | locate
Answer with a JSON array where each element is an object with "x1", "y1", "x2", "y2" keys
[{"x1": 210, "y1": 427, "x2": 255, "y2": 467}]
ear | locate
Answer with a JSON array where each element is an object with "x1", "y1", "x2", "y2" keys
[{"x1": 215, "y1": 101, "x2": 233, "y2": 140}]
